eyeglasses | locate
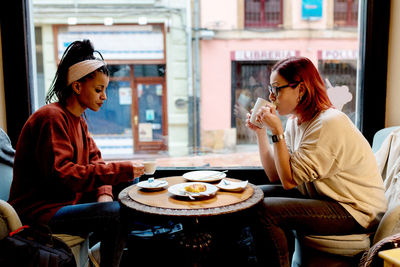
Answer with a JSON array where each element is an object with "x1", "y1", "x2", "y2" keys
[{"x1": 268, "y1": 81, "x2": 301, "y2": 96}]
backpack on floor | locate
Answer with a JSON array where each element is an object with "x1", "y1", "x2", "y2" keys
[{"x1": 0, "y1": 224, "x2": 76, "y2": 267}]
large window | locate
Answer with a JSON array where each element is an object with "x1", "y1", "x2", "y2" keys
[
  {"x1": 32, "y1": 0, "x2": 360, "y2": 166},
  {"x1": 2, "y1": 0, "x2": 390, "y2": 169}
]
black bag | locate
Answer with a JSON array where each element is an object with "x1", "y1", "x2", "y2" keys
[
  {"x1": 129, "y1": 220, "x2": 183, "y2": 239},
  {"x1": 0, "y1": 224, "x2": 76, "y2": 267},
  {"x1": 125, "y1": 220, "x2": 184, "y2": 266}
]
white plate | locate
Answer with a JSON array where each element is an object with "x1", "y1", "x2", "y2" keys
[
  {"x1": 182, "y1": 170, "x2": 227, "y2": 182},
  {"x1": 168, "y1": 182, "x2": 219, "y2": 199},
  {"x1": 216, "y1": 179, "x2": 248, "y2": 192},
  {"x1": 137, "y1": 179, "x2": 168, "y2": 191}
]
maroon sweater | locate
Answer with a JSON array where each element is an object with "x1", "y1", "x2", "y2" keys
[{"x1": 8, "y1": 103, "x2": 134, "y2": 224}]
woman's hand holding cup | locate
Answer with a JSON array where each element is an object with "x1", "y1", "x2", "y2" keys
[
  {"x1": 247, "y1": 97, "x2": 274, "y2": 130},
  {"x1": 249, "y1": 97, "x2": 269, "y2": 128},
  {"x1": 246, "y1": 111, "x2": 263, "y2": 131},
  {"x1": 132, "y1": 162, "x2": 145, "y2": 178},
  {"x1": 256, "y1": 105, "x2": 283, "y2": 135}
]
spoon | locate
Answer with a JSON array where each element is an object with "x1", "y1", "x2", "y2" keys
[{"x1": 179, "y1": 190, "x2": 195, "y2": 200}]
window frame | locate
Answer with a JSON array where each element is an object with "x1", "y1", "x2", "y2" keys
[
  {"x1": 1, "y1": 0, "x2": 35, "y2": 147},
  {"x1": 357, "y1": 0, "x2": 391, "y2": 143}
]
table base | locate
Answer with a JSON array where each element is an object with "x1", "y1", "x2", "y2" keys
[{"x1": 178, "y1": 231, "x2": 213, "y2": 266}]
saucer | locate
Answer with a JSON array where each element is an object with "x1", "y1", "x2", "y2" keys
[
  {"x1": 216, "y1": 179, "x2": 248, "y2": 192},
  {"x1": 137, "y1": 179, "x2": 168, "y2": 191}
]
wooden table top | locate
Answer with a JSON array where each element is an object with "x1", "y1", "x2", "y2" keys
[{"x1": 118, "y1": 176, "x2": 264, "y2": 217}]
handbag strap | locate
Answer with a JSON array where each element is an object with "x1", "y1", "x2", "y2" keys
[{"x1": 9, "y1": 225, "x2": 30, "y2": 237}]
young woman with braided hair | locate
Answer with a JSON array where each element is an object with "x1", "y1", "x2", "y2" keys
[{"x1": 9, "y1": 39, "x2": 144, "y2": 266}]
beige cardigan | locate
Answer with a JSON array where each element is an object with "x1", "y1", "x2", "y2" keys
[{"x1": 285, "y1": 108, "x2": 387, "y2": 230}]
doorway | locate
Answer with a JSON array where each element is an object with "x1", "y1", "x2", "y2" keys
[{"x1": 86, "y1": 64, "x2": 167, "y2": 156}]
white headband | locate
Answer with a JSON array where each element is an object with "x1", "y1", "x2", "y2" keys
[{"x1": 67, "y1": 59, "x2": 106, "y2": 86}]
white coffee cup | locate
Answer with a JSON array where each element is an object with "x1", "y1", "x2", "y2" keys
[
  {"x1": 143, "y1": 161, "x2": 157, "y2": 175},
  {"x1": 250, "y1": 97, "x2": 269, "y2": 128}
]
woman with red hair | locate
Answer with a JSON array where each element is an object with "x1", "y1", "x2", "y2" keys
[{"x1": 247, "y1": 57, "x2": 387, "y2": 266}]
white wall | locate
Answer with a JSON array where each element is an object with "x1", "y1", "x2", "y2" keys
[{"x1": 386, "y1": 0, "x2": 400, "y2": 126}]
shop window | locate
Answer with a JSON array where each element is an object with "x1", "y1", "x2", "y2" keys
[
  {"x1": 231, "y1": 61, "x2": 288, "y2": 145},
  {"x1": 319, "y1": 60, "x2": 357, "y2": 122},
  {"x1": 85, "y1": 64, "x2": 168, "y2": 157},
  {"x1": 334, "y1": 0, "x2": 359, "y2": 27},
  {"x1": 231, "y1": 59, "x2": 357, "y2": 146},
  {"x1": 245, "y1": 0, "x2": 282, "y2": 28}
]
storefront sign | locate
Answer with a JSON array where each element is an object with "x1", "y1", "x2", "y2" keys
[
  {"x1": 231, "y1": 50, "x2": 300, "y2": 61},
  {"x1": 318, "y1": 50, "x2": 358, "y2": 60},
  {"x1": 302, "y1": 0, "x2": 323, "y2": 20},
  {"x1": 57, "y1": 25, "x2": 164, "y2": 61}
]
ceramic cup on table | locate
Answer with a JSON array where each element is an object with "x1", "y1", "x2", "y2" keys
[
  {"x1": 250, "y1": 97, "x2": 269, "y2": 128},
  {"x1": 143, "y1": 160, "x2": 157, "y2": 175}
]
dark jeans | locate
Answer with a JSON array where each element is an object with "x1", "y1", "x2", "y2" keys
[
  {"x1": 254, "y1": 184, "x2": 366, "y2": 267},
  {"x1": 48, "y1": 201, "x2": 130, "y2": 267}
]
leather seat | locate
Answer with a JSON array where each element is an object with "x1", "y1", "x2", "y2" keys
[{"x1": 292, "y1": 127, "x2": 400, "y2": 267}]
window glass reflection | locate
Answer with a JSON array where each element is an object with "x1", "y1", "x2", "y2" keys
[
  {"x1": 109, "y1": 65, "x2": 130, "y2": 77},
  {"x1": 134, "y1": 65, "x2": 165, "y2": 77}
]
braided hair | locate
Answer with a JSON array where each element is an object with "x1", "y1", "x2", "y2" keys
[{"x1": 45, "y1": 39, "x2": 109, "y2": 105}]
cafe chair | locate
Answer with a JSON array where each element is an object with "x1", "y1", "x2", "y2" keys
[
  {"x1": 291, "y1": 126, "x2": 400, "y2": 267},
  {"x1": 371, "y1": 126, "x2": 400, "y2": 153},
  {"x1": 0, "y1": 161, "x2": 90, "y2": 267}
]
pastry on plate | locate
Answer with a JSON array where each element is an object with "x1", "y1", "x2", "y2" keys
[{"x1": 185, "y1": 183, "x2": 207, "y2": 193}]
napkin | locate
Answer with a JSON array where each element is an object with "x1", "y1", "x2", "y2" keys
[{"x1": 146, "y1": 178, "x2": 167, "y2": 187}]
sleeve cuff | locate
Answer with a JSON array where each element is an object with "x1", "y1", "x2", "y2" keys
[{"x1": 97, "y1": 185, "x2": 114, "y2": 199}]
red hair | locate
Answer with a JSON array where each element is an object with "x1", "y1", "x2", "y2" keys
[{"x1": 272, "y1": 56, "x2": 333, "y2": 123}]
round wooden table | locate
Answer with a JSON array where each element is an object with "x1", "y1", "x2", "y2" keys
[
  {"x1": 118, "y1": 176, "x2": 264, "y2": 266},
  {"x1": 118, "y1": 176, "x2": 264, "y2": 217}
]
